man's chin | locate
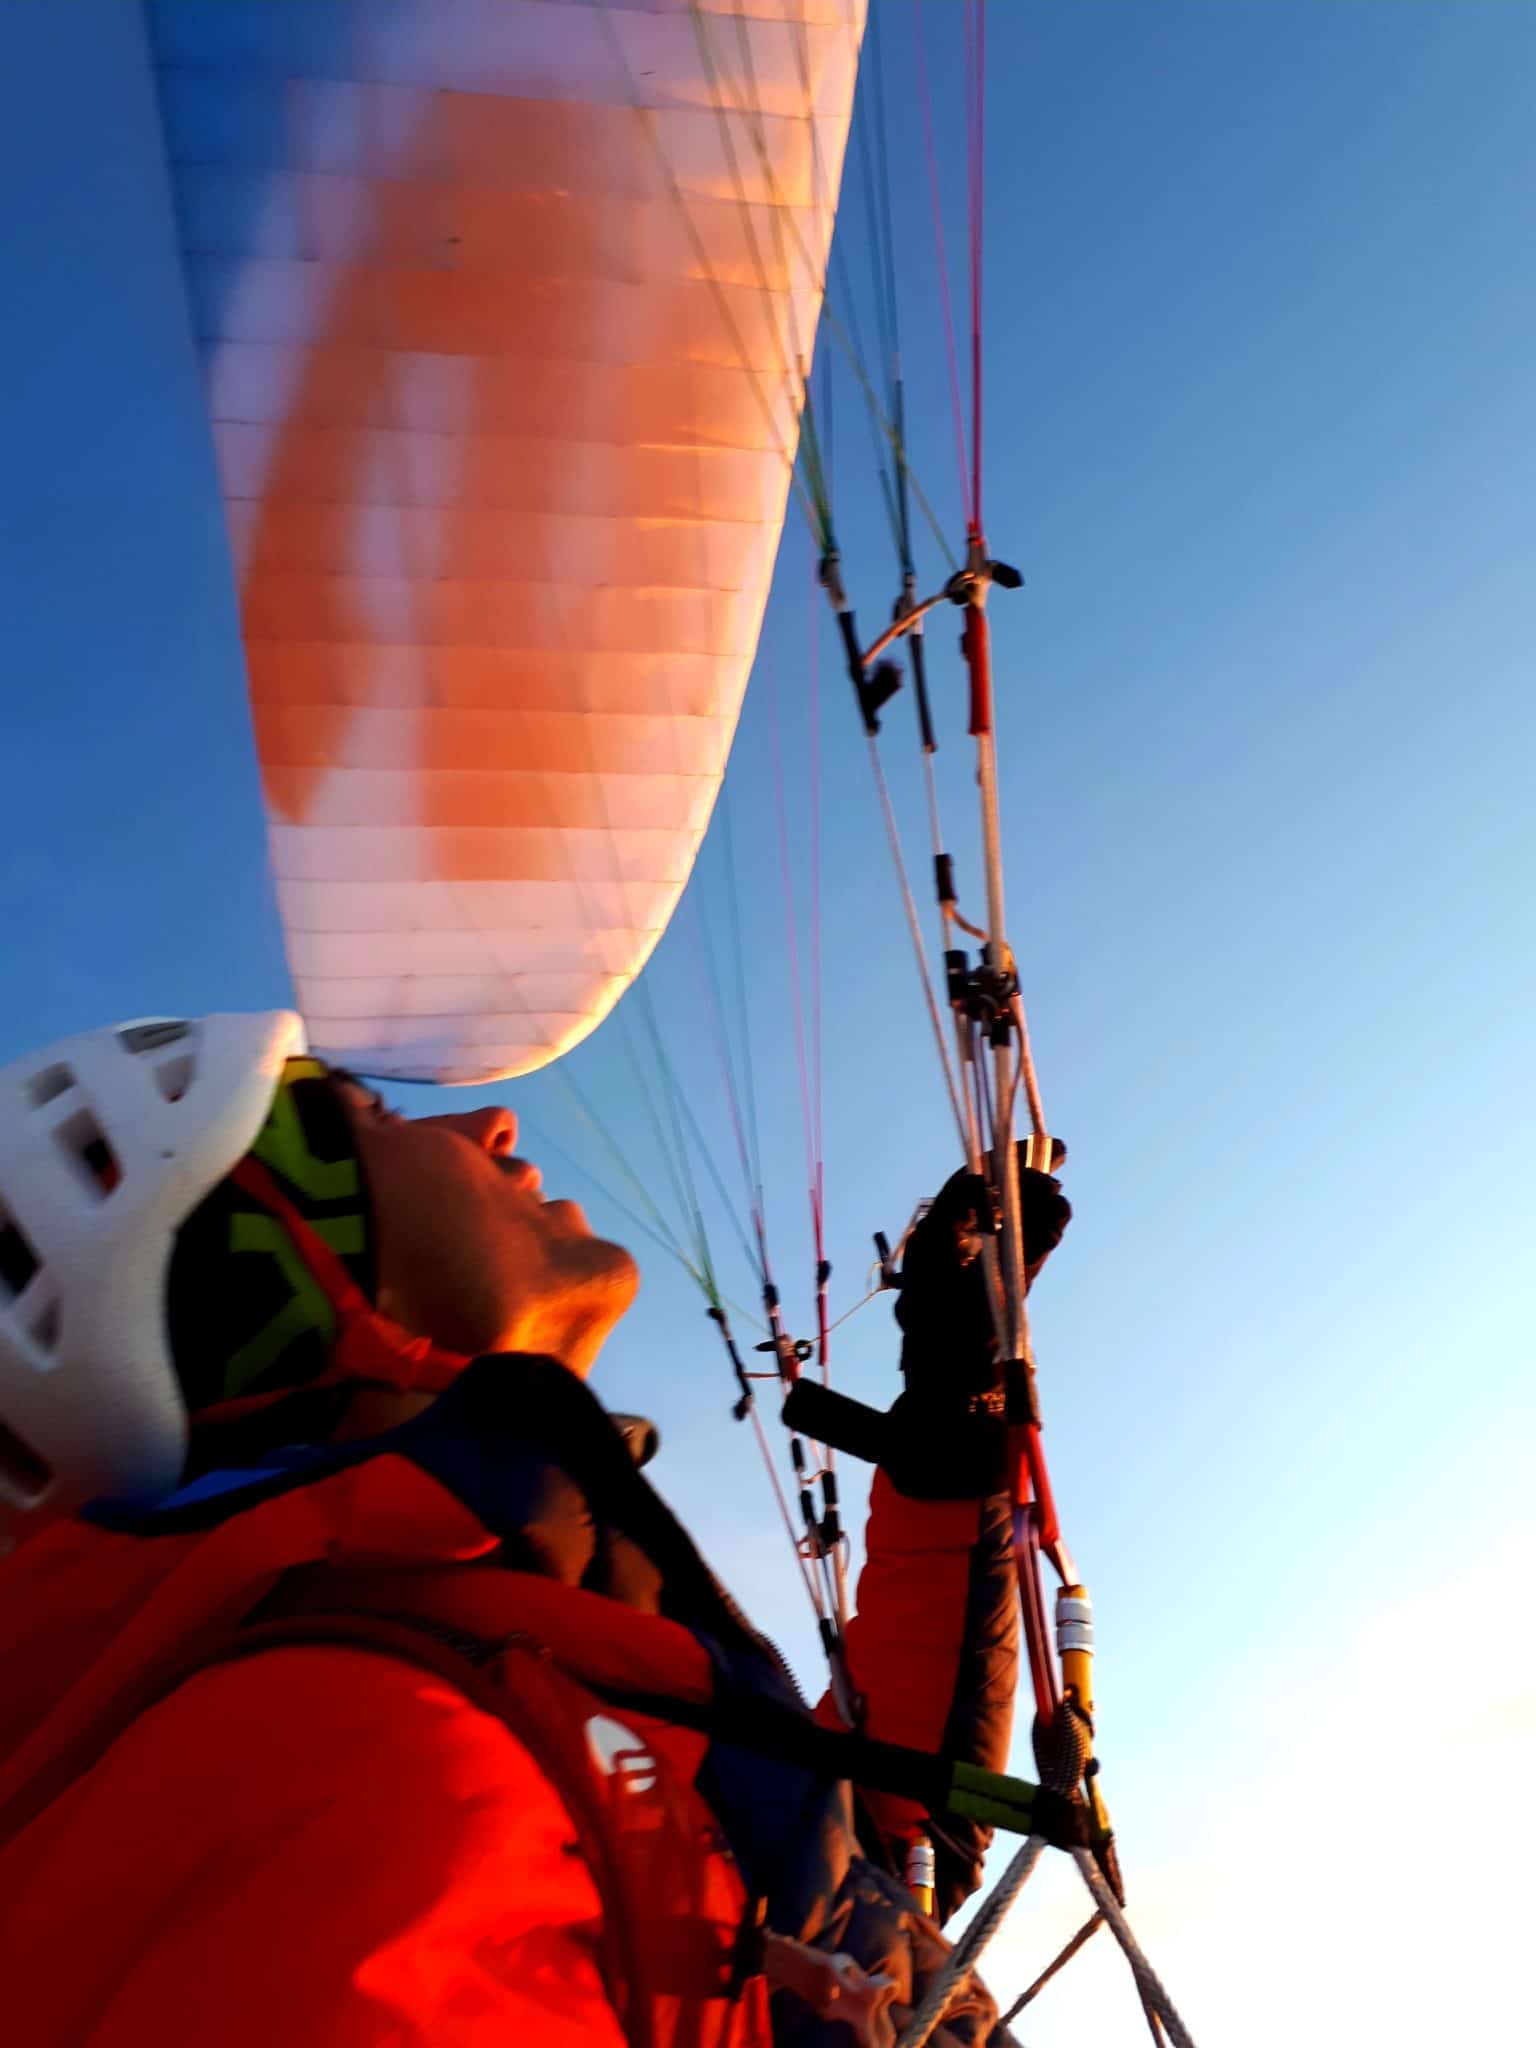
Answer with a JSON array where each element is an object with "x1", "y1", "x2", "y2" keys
[
  {"x1": 549, "y1": 1206, "x2": 636, "y2": 1278},
  {"x1": 595, "y1": 1236, "x2": 640, "y2": 1308},
  {"x1": 580, "y1": 1236, "x2": 641, "y2": 1331},
  {"x1": 550, "y1": 1243, "x2": 640, "y2": 1378}
]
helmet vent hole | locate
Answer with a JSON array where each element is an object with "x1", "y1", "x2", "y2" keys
[
  {"x1": 56, "y1": 1110, "x2": 123, "y2": 1199},
  {"x1": 0, "y1": 1420, "x2": 53, "y2": 1506},
  {"x1": 153, "y1": 1051, "x2": 195, "y2": 1103},
  {"x1": 30, "y1": 1297, "x2": 60, "y2": 1353},
  {"x1": 119, "y1": 1022, "x2": 191, "y2": 1055},
  {"x1": 0, "y1": 1214, "x2": 40, "y2": 1299},
  {"x1": 27, "y1": 1064, "x2": 74, "y2": 1109}
]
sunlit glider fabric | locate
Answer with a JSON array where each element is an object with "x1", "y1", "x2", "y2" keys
[{"x1": 150, "y1": 0, "x2": 863, "y2": 1081}]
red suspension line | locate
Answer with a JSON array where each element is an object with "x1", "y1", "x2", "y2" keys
[
  {"x1": 1014, "y1": 1488, "x2": 1057, "y2": 1723},
  {"x1": 915, "y1": 4, "x2": 1080, "y2": 1748}
]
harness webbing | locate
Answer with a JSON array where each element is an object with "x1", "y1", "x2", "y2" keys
[{"x1": 189, "y1": 1607, "x2": 1094, "y2": 1859}]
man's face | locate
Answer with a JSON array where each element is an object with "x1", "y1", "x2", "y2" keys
[{"x1": 335, "y1": 1081, "x2": 638, "y2": 1376}]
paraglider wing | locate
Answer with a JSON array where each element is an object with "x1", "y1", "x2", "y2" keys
[{"x1": 149, "y1": 0, "x2": 863, "y2": 1082}]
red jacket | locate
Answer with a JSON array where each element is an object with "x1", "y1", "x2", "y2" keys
[{"x1": 0, "y1": 1357, "x2": 1018, "y2": 2045}]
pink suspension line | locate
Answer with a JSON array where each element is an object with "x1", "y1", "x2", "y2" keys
[
  {"x1": 807, "y1": 572, "x2": 830, "y2": 1375},
  {"x1": 768, "y1": 603, "x2": 828, "y2": 1377},
  {"x1": 689, "y1": 902, "x2": 765, "y2": 1274},
  {"x1": 797, "y1": 574, "x2": 845, "y2": 1628},
  {"x1": 768, "y1": 675, "x2": 817, "y2": 1242},
  {"x1": 913, "y1": 0, "x2": 972, "y2": 529},
  {"x1": 969, "y1": 0, "x2": 987, "y2": 534}
]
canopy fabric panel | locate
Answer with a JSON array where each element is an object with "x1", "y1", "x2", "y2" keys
[{"x1": 149, "y1": 0, "x2": 863, "y2": 1082}]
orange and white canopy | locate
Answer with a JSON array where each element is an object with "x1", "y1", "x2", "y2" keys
[{"x1": 150, "y1": 0, "x2": 863, "y2": 1081}]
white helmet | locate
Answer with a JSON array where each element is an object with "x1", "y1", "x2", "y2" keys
[{"x1": 0, "y1": 1011, "x2": 305, "y2": 1525}]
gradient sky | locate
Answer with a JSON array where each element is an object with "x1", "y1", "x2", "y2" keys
[{"x1": 3, "y1": 5, "x2": 1533, "y2": 2042}]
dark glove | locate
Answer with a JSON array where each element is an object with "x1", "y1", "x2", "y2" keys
[
  {"x1": 895, "y1": 1154, "x2": 1071, "y2": 1363},
  {"x1": 882, "y1": 1151, "x2": 1071, "y2": 1498},
  {"x1": 778, "y1": 1152, "x2": 1070, "y2": 1499}
]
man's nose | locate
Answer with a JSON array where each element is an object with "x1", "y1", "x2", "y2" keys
[{"x1": 434, "y1": 1106, "x2": 517, "y2": 1156}]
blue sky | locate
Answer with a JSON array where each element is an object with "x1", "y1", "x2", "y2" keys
[{"x1": 3, "y1": 5, "x2": 1533, "y2": 2041}]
